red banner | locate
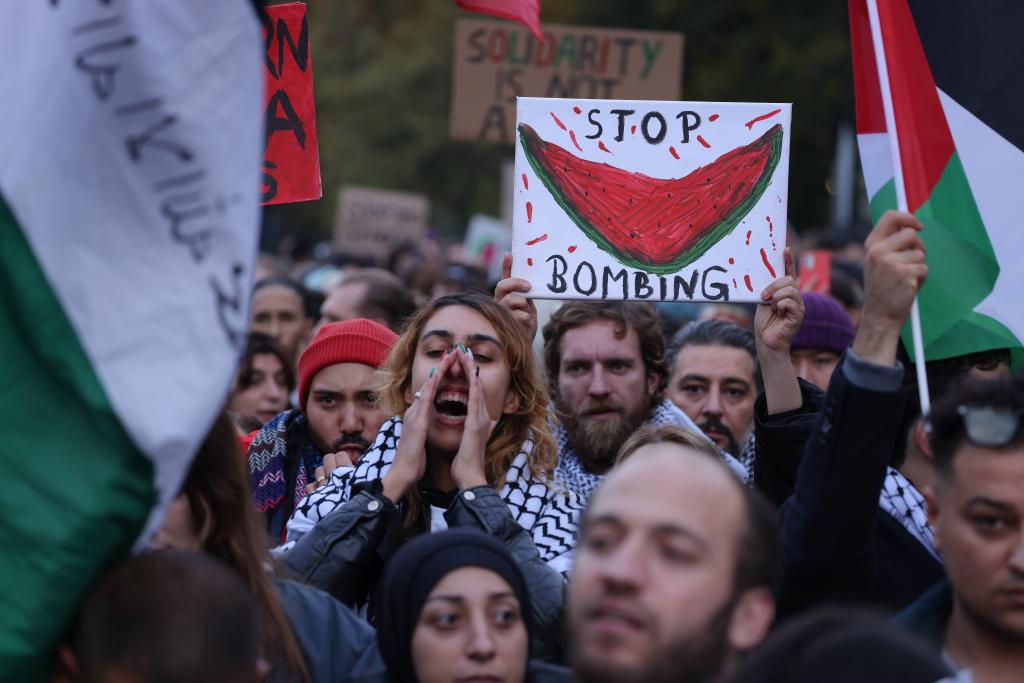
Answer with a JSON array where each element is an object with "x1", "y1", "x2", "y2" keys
[{"x1": 261, "y1": 3, "x2": 321, "y2": 205}]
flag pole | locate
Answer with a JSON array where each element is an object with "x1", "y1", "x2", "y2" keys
[{"x1": 864, "y1": 0, "x2": 931, "y2": 416}]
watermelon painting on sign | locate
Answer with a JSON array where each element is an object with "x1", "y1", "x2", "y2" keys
[{"x1": 512, "y1": 98, "x2": 791, "y2": 301}]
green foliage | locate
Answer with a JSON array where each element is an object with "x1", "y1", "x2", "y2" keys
[{"x1": 264, "y1": 0, "x2": 853, "y2": 246}]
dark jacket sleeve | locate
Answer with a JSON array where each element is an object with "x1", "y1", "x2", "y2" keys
[
  {"x1": 278, "y1": 490, "x2": 397, "y2": 607},
  {"x1": 753, "y1": 378, "x2": 824, "y2": 507},
  {"x1": 777, "y1": 357, "x2": 910, "y2": 615},
  {"x1": 445, "y1": 486, "x2": 567, "y2": 664},
  {"x1": 271, "y1": 577, "x2": 388, "y2": 683}
]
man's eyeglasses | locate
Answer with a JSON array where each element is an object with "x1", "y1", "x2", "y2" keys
[{"x1": 957, "y1": 405, "x2": 1024, "y2": 448}]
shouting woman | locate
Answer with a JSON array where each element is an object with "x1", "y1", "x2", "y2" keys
[{"x1": 279, "y1": 293, "x2": 580, "y2": 660}]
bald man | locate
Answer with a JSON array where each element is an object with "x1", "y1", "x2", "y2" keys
[{"x1": 566, "y1": 423, "x2": 781, "y2": 683}]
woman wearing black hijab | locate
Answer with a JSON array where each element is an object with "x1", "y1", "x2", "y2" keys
[{"x1": 374, "y1": 530, "x2": 572, "y2": 683}]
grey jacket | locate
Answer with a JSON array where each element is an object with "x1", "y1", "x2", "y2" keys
[
  {"x1": 280, "y1": 485, "x2": 568, "y2": 662},
  {"x1": 270, "y1": 576, "x2": 387, "y2": 683}
]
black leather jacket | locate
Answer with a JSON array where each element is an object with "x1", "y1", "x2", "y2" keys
[{"x1": 280, "y1": 484, "x2": 568, "y2": 662}]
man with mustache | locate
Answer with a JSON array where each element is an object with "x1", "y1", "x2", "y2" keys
[
  {"x1": 247, "y1": 319, "x2": 397, "y2": 542},
  {"x1": 540, "y1": 301, "x2": 746, "y2": 502},
  {"x1": 566, "y1": 423, "x2": 780, "y2": 683},
  {"x1": 898, "y1": 371, "x2": 1024, "y2": 681},
  {"x1": 665, "y1": 319, "x2": 759, "y2": 467}
]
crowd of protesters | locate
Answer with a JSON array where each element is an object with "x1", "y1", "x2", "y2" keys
[{"x1": 56, "y1": 211, "x2": 1023, "y2": 683}]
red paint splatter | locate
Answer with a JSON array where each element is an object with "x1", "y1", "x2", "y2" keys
[
  {"x1": 526, "y1": 202, "x2": 533, "y2": 223},
  {"x1": 760, "y1": 248, "x2": 777, "y2": 278},
  {"x1": 709, "y1": 114, "x2": 720, "y2": 122},
  {"x1": 630, "y1": 124, "x2": 637, "y2": 135},
  {"x1": 550, "y1": 112, "x2": 567, "y2": 130},
  {"x1": 567, "y1": 245, "x2": 577, "y2": 253},
  {"x1": 526, "y1": 234, "x2": 548, "y2": 246},
  {"x1": 569, "y1": 130, "x2": 584, "y2": 152},
  {"x1": 745, "y1": 230, "x2": 752, "y2": 246},
  {"x1": 744, "y1": 108, "x2": 782, "y2": 130},
  {"x1": 697, "y1": 135, "x2": 711, "y2": 148},
  {"x1": 732, "y1": 279, "x2": 738, "y2": 289},
  {"x1": 669, "y1": 146, "x2": 680, "y2": 159},
  {"x1": 527, "y1": 258, "x2": 534, "y2": 266},
  {"x1": 521, "y1": 173, "x2": 528, "y2": 190},
  {"x1": 728, "y1": 257, "x2": 735, "y2": 265},
  {"x1": 744, "y1": 275, "x2": 754, "y2": 292},
  {"x1": 598, "y1": 141, "x2": 612, "y2": 154},
  {"x1": 572, "y1": 106, "x2": 582, "y2": 114}
]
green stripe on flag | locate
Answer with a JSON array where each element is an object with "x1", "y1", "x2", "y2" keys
[
  {"x1": 0, "y1": 196, "x2": 154, "y2": 681},
  {"x1": 868, "y1": 178, "x2": 897, "y2": 223},
  {"x1": 913, "y1": 152, "x2": 997, "y2": 348},
  {"x1": 868, "y1": 154, "x2": 1019, "y2": 362}
]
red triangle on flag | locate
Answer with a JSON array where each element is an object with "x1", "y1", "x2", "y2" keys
[{"x1": 874, "y1": 0, "x2": 955, "y2": 212}]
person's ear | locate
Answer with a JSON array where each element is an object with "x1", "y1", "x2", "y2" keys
[
  {"x1": 727, "y1": 587, "x2": 775, "y2": 652},
  {"x1": 255, "y1": 656, "x2": 272, "y2": 682},
  {"x1": 51, "y1": 645, "x2": 78, "y2": 683},
  {"x1": 197, "y1": 497, "x2": 215, "y2": 547},
  {"x1": 647, "y1": 371, "x2": 660, "y2": 398},
  {"x1": 914, "y1": 418, "x2": 933, "y2": 460},
  {"x1": 923, "y1": 485, "x2": 942, "y2": 550}
]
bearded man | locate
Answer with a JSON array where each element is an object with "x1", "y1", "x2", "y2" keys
[{"x1": 542, "y1": 302, "x2": 746, "y2": 502}]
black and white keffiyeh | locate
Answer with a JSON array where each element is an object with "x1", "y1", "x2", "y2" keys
[
  {"x1": 879, "y1": 467, "x2": 940, "y2": 562},
  {"x1": 553, "y1": 400, "x2": 751, "y2": 502},
  {"x1": 284, "y1": 417, "x2": 583, "y2": 574}
]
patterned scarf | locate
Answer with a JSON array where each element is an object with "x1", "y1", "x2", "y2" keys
[
  {"x1": 879, "y1": 467, "x2": 941, "y2": 562},
  {"x1": 287, "y1": 417, "x2": 583, "y2": 571},
  {"x1": 247, "y1": 409, "x2": 322, "y2": 516},
  {"x1": 553, "y1": 399, "x2": 751, "y2": 501}
]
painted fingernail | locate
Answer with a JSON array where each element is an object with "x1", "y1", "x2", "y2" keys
[
  {"x1": 429, "y1": 368, "x2": 436, "y2": 378},
  {"x1": 457, "y1": 342, "x2": 467, "y2": 354}
]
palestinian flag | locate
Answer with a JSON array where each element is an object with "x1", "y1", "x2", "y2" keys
[
  {"x1": 849, "y1": 0, "x2": 1024, "y2": 361},
  {"x1": 0, "y1": 3, "x2": 262, "y2": 679}
]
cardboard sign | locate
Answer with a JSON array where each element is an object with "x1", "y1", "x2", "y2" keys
[
  {"x1": 512, "y1": 97, "x2": 791, "y2": 302},
  {"x1": 451, "y1": 19, "x2": 683, "y2": 144},
  {"x1": 333, "y1": 186, "x2": 430, "y2": 261},
  {"x1": 261, "y1": 3, "x2": 322, "y2": 205}
]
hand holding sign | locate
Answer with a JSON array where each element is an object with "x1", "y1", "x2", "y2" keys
[{"x1": 494, "y1": 252, "x2": 538, "y2": 341}]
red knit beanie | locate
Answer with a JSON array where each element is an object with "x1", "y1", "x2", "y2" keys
[{"x1": 297, "y1": 319, "x2": 398, "y2": 412}]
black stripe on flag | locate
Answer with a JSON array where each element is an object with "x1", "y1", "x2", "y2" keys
[{"x1": 908, "y1": 0, "x2": 1024, "y2": 151}]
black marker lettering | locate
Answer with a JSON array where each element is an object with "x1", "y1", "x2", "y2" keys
[
  {"x1": 640, "y1": 111, "x2": 666, "y2": 144},
  {"x1": 676, "y1": 111, "x2": 701, "y2": 143},
  {"x1": 546, "y1": 255, "x2": 567, "y2": 293},
  {"x1": 585, "y1": 108, "x2": 603, "y2": 140}
]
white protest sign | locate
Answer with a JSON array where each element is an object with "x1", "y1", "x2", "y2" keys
[{"x1": 512, "y1": 97, "x2": 791, "y2": 301}]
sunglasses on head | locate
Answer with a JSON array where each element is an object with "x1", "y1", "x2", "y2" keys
[{"x1": 956, "y1": 405, "x2": 1024, "y2": 448}]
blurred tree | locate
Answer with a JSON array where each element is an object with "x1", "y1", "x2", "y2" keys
[{"x1": 262, "y1": 0, "x2": 852, "y2": 250}]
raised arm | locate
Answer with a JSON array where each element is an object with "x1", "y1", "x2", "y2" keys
[
  {"x1": 778, "y1": 210, "x2": 927, "y2": 611},
  {"x1": 754, "y1": 247, "x2": 805, "y2": 415}
]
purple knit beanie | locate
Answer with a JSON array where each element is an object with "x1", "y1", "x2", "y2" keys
[{"x1": 792, "y1": 292, "x2": 855, "y2": 354}]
